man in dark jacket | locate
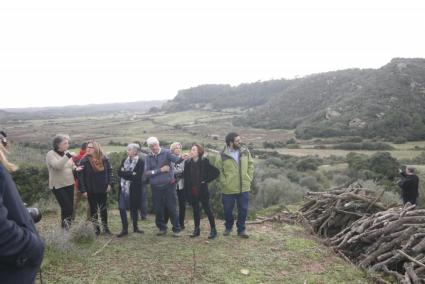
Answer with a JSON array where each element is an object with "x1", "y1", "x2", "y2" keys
[
  {"x1": 398, "y1": 166, "x2": 420, "y2": 205},
  {"x1": 0, "y1": 136, "x2": 44, "y2": 283},
  {"x1": 144, "y1": 137, "x2": 187, "y2": 237}
]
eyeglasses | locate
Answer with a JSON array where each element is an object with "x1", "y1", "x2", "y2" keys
[{"x1": 87, "y1": 146, "x2": 94, "y2": 149}]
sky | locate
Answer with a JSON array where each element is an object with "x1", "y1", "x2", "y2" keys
[{"x1": 1, "y1": 0, "x2": 425, "y2": 108}]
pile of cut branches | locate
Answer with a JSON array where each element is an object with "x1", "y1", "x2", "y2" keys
[
  {"x1": 330, "y1": 204, "x2": 425, "y2": 283},
  {"x1": 298, "y1": 182, "x2": 391, "y2": 237}
]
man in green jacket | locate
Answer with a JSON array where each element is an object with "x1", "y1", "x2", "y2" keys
[{"x1": 215, "y1": 132, "x2": 254, "y2": 238}]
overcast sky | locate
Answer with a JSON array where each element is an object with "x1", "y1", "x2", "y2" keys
[{"x1": 1, "y1": 0, "x2": 424, "y2": 108}]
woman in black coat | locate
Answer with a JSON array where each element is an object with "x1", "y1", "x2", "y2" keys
[
  {"x1": 184, "y1": 143, "x2": 220, "y2": 239},
  {"x1": 0, "y1": 131, "x2": 44, "y2": 284},
  {"x1": 79, "y1": 141, "x2": 114, "y2": 236},
  {"x1": 116, "y1": 143, "x2": 145, "y2": 237}
]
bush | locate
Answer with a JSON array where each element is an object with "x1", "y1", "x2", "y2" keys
[
  {"x1": 296, "y1": 157, "x2": 321, "y2": 171},
  {"x1": 299, "y1": 176, "x2": 321, "y2": 191},
  {"x1": 253, "y1": 175, "x2": 307, "y2": 210},
  {"x1": 347, "y1": 152, "x2": 400, "y2": 181},
  {"x1": 263, "y1": 141, "x2": 286, "y2": 149},
  {"x1": 11, "y1": 164, "x2": 49, "y2": 205},
  {"x1": 332, "y1": 174, "x2": 351, "y2": 186},
  {"x1": 392, "y1": 136, "x2": 407, "y2": 144},
  {"x1": 70, "y1": 221, "x2": 96, "y2": 243}
]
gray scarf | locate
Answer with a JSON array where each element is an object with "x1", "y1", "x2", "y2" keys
[{"x1": 120, "y1": 155, "x2": 139, "y2": 209}]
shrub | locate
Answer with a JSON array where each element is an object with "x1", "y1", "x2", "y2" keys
[
  {"x1": 253, "y1": 175, "x2": 307, "y2": 210},
  {"x1": 296, "y1": 157, "x2": 321, "y2": 171},
  {"x1": 70, "y1": 221, "x2": 96, "y2": 243},
  {"x1": 332, "y1": 174, "x2": 351, "y2": 186},
  {"x1": 299, "y1": 176, "x2": 321, "y2": 191},
  {"x1": 11, "y1": 164, "x2": 49, "y2": 205},
  {"x1": 392, "y1": 136, "x2": 407, "y2": 144}
]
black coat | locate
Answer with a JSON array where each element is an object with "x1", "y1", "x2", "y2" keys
[
  {"x1": 183, "y1": 157, "x2": 219, "y2": 202},
  {"x1": 0, "y1": 164, "x2": 44, "y2": 284},
  {"x1": 79, "y1": 156, "x2": 114, "y2": 194},
  {"x1": 117, "y1": 158, "x2": 144, "y2": 210},
  {"x1": 398, "y1": 173, "x2": 419, "y2": 199}
]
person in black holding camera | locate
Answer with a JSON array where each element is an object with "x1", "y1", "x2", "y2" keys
[
  {"x1": 0, "y1": 130, "x2": 44, "y2": 283},
  {"x1": 398, "y1": 166, "x2": 420, "y2": 205}
]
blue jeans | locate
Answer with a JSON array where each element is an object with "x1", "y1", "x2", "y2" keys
[
  {"x1": 222, "y1": 191, "x2": 249, "y2": 233},
  {"x1": 152, "y1": 184, "x2": 181, "y2": 232}
]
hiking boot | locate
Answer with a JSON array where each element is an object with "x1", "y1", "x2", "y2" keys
[
  {"x1": 223, "y1": 229, "x2": 232, "y2": 236},
  {"x1": 95, "y1": 226, "x2": 101, "y2": 236},
  {"x1": 190, "y1": 227, "x2": 200, "y2": 238},
  {"x1": 133, "y1": 226, "x2": 144, "y2": 234},
  {"x1": 116, "y1": 230, "x2": 128, "y2": 238},
  {"x1": 173, "y1": 231, "x2": 182, "y2": 237},
  {"x1": 156, "y1": 230, "x2": 167, "y2": 236},
  {"x1": 238, "y1": 231, "x2": 249, "y2": 239},
  {"x1": 103, "y1": 227, "x2": 112, "y2": 235},
  {"x1": 208, "y1": 227, "x2": 217, "y2": 239}
]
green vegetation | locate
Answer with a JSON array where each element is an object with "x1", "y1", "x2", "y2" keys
[
  {"x1": 37, "y1": 211, "x2": 371, "y2": 284},
  {"x1": 161, "y1": 58, "x2": 425, "y2": 141}
]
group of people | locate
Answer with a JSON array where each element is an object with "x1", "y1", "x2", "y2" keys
[
  {"x1": 45, "y1": 132, "x2": 254, "y2": 240},
  {"x1": 0, "y1": 127, "x2": 422, "y2": 283}
]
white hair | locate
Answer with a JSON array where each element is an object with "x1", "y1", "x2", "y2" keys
[
  {"x1": 170, "y1": 142, "x2": 182, "y2": 152},
  {"x1": 146, "y1": 137, "x2": 159, "y2": 146},
  {"x1": 127, "y1": 143, "x2": 140, "y2": 152}
]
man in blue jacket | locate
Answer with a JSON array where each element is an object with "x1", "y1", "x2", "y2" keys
[
  {"x1": 144, "y1": 137, "x2": 187, "y2": 237},
  {"x1": 0, "y1": 131, "x2": 44, "y2": 283}
]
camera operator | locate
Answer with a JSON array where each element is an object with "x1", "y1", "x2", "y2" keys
[
  {"x1": 398, "y1": 166, "x2": 419, "y2": 205},
  {"x1": 0, "y1": 131, "x2": 44, "y2": 283}
]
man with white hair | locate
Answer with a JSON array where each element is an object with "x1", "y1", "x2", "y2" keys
[
  {"x1": 144, "y1": 137, "x2": 187, "y2": 237},
  {"x1": 398, "y1": 166, "x2": 420, "y2": 205}
]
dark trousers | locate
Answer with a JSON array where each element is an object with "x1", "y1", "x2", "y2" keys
[
  {"x1": 119, "y1": 207, "x2": 139, "y2": 231},
  {"x1": 164, "y1": 188, "x2": 186, "y2": 228},
  {"x1": 87, "y1": 192, "x2": 109, "y2": 230},
  {"x1": 152, "y1": 184, "x2": 181, "y2": 232},
  {"x1": 139, "y1": 185, "x2": 148, "y2": 219},
  {"x1": 222, "y1": 191, "x2": 249, "y2": 233},
  {"x1": 402, "y1": 195, "x2": 417, "y2": 205},
  {"x1": 52, "y1": 184, "x2": 74, "y2": 228},
  {"x1": 191, "y1": 192, "x2": 215, "y2": 229}
]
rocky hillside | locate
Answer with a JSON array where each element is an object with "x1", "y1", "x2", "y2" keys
[{"x1": 163, "y1": 58, "x2": 425, "y2": 141}]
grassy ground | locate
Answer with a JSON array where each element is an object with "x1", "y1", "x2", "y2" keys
[{"x1": 37, "y1": 209, "x2": 371, "y2": 284}]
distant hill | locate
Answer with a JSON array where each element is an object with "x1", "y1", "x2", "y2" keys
[
  {"x1": 0, "y1": 100, "x2": 165, "y2": 121},
  {"x1": 163, "y1": 58, "x2": 425, "y2": 141}
]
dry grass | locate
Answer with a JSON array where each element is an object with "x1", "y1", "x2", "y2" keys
[{"x1": 36, "y1": 209, "x2": 371, "y2": 284}]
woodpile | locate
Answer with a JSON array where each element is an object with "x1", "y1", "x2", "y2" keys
[
  {"x1": 298, "y1": 182, "x2": 391, "y2": 238},
  {"x1": 330, "y1": 204, "x2": 425, "y2": 284},
  {"x1": 297, "y1": 182, "x2": 425, "y2": 283}
]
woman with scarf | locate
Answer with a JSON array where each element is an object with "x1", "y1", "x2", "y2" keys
[
  {"x1": 184, "y1": 143, "x2": 220, "y2": 239},
  {"x1": 79, "y1": 141, "x2": 113, "y2": 235},
  {"x1": 116, "y1": 143, "x2": 145, "y2": 237}
]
